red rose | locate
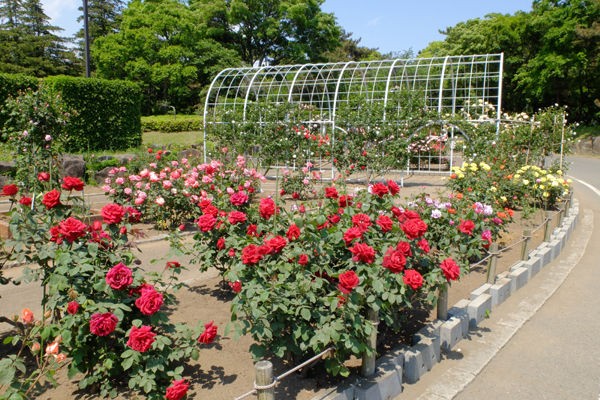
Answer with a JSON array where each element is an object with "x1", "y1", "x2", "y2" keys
[
  {"x1": 165, "y1": 379, "x2": 189, "y2": 400},
  {"x1": 338, "y1": 195, "x2": 352, "y2": 207},
  {"x1": 49, "y1": 226, "x2": 62, "y2": 244},
  {"x1": 338, "y1": 270, "x2": 359, "y2": 294},
  {"x1": 391, "y1": 206, "x2": 403, "y2": 218},
  {"x1": 387, "y1": 179, "x2": 400, "y2": 195},
  {"x1": 135, "y1": 287, "x2": 164, "y2": 315},
  {"x1": 105, "y1": 262, "x2": 133, "y2": 290},
  {"x1": 246, "y1": 224, "x2": 259, "y2": 237},
  {"x1": 228, "y1": 281, "x2": 242, "y2": 293},
  {"x1": 89, "y1": 312, "x2": 118, "y2": 336},
  {"x1": 401, "y1": 219, "x2": 427, "y2": 240},
  {"x1": 418, "y1": 239, "x2": 430, "y2": 253},
  {"x1": 61, "y1": 176, "x2": 85, "y2": 191},
  {"x1": 198, "y1": 320, "x2": 218, "y2": 344},
  {"x1": 265, "y1": 236, "x2": 286, "y2": 254},
  {"x1": 349, "y1": 242, "x2": 376, "y2": 264},
  {"x1": 343, "y1": 226, "x2": 363, "y2": 246},
  {"x1": 201, "y1": 204, "x2": 218, "y2": 217},
  {"x1": 324, "y1": 186, "x2": 339, "y2": 199},
  {"x1": 458, "y1": 219, "x2": 475, "y2": 235},
  {"x1": 440, "y1": 257, "x2": 460, "y2": 281},
  {"x1": 57, "y1": 217, "x2": 88, "y2": 243},
  {"x1": 370, "y1": 182, "x2": 388, "y2": 197},
  {"x1": 396, "y1": 241, "x2": 413, "y2": 257},
  {"x1": 403, "y1": 269, "x2": 423, "y2": 290},
  {"x1": 404, "y1": 210, "x2": 421, "y2": 220},
  {"x1": 286, "y1": 224, "x2": 301, "y2": 241},
  {"x1": 126, "y1": 206, "x2": 142, "y2": 223},
  {"x1": 19, "y1": 196, "x2": 32, "y2": 206},
  {"x1": 216, "y1": 237, "x2": 225, "y2": 250},
  {"x1": 327, "y1": 214, "x2": 341, "y2": 225},
  {"x1": 382, "y1": 247, "x2": 406, "y2": 273},
  {"x1": 376, "y1": 215, "x2": 393, "y2": 232},
  {"x1": 259, "y1": 198, "x2": 276, "y2": 219},
  {"x1": 37, "y1": 172, "x2": 50, "y2": 182},
  {"x1": 241, "y1": 244, "x2": 265, "y2": 265},
  {"x1": 229, "y1": 191, "x2": 249, "y2": 206},
  {"x1": 66, "y1": 301, "x2": 79, "y2": 315},
  {"x1": 228, "y1": 211, "x2": 247, "y2": 224},
  {"x1": 127, "y1": 325, "x2": 156, "y2": 352},
  {"x1": 166, "y1": 261, "x2": 181, "y2": 269},
  {"x1": 298, "y1": 254, "x2": 309, "y2": 265},
  {"x1": 42, "y1": 189, "x2": 61, "y2": 209},
  {"x1": 352, "y1": 213, "x2": 372, "y2": 233},
  {"x1": 2, "y1": 184, "x2": 18, "y2": 196},
  {"x1": 101, "y1": 203, "x2": 125, "y2": 225},
  {"x1": 197, "y1": 214, "x2": 217, "y2": 232}
]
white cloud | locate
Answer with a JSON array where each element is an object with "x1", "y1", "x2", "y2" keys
[{"x1": 43, "y1": 0, "x2": 79, "y2": 21}]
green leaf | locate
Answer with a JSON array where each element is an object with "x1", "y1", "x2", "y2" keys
[
  {"x1": 300, "y1": 308, "x2": 311, "y2": 321},
  {"x1": 0, "y1": 359, "x2": 16, "y2": 385}
]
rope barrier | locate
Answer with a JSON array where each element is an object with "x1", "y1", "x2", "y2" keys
[{"x1": 233, "y1": 347, "x2": 335, "y2": 400}]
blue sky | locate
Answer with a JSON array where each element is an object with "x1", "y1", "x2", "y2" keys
[{"x1": 42, "y1": 0, "x2": 533, "y2": 54}]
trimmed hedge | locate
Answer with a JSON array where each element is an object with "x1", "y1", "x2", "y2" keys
[
  {"x1": 44, "y1": 76, "x2": 142, "y2": 152},
  {"x1": 141, "y1": 115, "x2": 202, "y2": 133},
  {"x1": 0, "y1": 73, "x2": 39, "y2": 128}
]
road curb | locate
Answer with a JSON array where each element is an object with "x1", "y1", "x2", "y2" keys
[{"x1": 311, "y1": 198, "x2": 582, "y2": 400}]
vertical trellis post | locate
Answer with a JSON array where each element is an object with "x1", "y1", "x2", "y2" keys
[{"x1": 543, "y1": 212, "x2": 553, "y2": 242}]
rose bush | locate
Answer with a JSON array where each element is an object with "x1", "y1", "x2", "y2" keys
[
  {"x1": 2, "y1": 181, "x2": 217, "y2": 398},
  {"x1": 103, "y1": 151, "x2": 265, "y2": 229},
  {"x1": 176, "y1": 181, "x2": 463, "y2": 375}
]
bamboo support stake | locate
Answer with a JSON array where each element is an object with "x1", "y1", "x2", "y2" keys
[
  {"x1": 360, "y1": 308, "x2": 379, "y2": 377},
  {"x1": 521, "y1": 229, "x2": 532, "y2": 261},
  {"x1": 255, "y1": 360, "x2": 275, "y2": 400},
  {"x1": 544, "y1": 212, "x2": 553, "y2": 242},
  {"x1": 437, "y1": 283, "x2": 449, "y2": 320},
  {"x1": 487, "y1": 243, "x2": 499, "y2": 284}
]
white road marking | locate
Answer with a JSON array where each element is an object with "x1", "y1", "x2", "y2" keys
[{"x1": 569, "y1": 177, "x2": 600, "y2": 198}]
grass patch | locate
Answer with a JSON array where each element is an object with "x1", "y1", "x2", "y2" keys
[{"x1": 143, "y1": 131, "x2": 202, "y2": 148}]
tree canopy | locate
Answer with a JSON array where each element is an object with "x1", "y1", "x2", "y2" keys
[{"x1": 420, "y1": 0, "x2": 600, "y2": 123}]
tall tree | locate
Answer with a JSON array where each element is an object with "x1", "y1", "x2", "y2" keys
[
  {"x1": 420, "y1": 0, "x2": 600, "y2": 123},
  {"x1": 193, "y1": 0, "x2": 342, "y2": 65},
  {"x1": 0, "y1": 0, "x2": 79, "y2": 75},
  {"x1": 322, "y1": 30, "x2": 382, "y2": 62},
  {"x1": 92, "y1": 0, "x2": 241, "y2": 114}
]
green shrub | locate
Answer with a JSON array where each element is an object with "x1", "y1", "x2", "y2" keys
[
  {"x1": 44, "y1": 76, "x2": 142, "y2": 152},
  {"x1": 0, "y1": 73, "x2": 39, "y2": 130},
  {"x1": 141, "y1": 115, "x2": 202, "y2": 133}
]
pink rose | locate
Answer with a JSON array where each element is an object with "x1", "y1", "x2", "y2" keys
[
  {"x1": 126, "y1": 325, "x2": 156, "y2": 352},
  {"x1": 165, "y1": 379, "x2": 189, "y2": 400},
  {"x1": 198, "y1": 321, "x2": 218, "y2": 344},
  {"x1": 135, "y1": 287, "x2": 163, "y2": 316},
  {"x1": 89, "y1": 312, "x2": 118, "y2": 336},
  {"x1": 105, "y1": 262, "x2": 133, "y2": 290}
]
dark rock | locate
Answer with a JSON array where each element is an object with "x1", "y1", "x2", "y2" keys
[
  {"x1": 0, "y1": 161, "x2": 15, "y2": 175},
  {"x1": 97, "y1": 155, "x2": 115, "y2": 162},
  {"x1": 61, "y1": 155, "x2": 86, "y2": 178},
  {"x1": 117, "y1": 154, "x2": 137, "y2": 164},
  {"x1": 95, "y1": 166, "x2": 113, "y2": 184}
]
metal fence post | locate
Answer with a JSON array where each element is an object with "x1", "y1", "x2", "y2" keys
[
  {"x1": 521, "y1": 229, "x2": 531, "y2": 260},
  {"x1": 437, "y1": 283, "x2": 449, "y2": 320},
  {"x1": 255, "y1": 360, "x2": 275, "y2": 400},
  {"x1": 486, "y1": 243, "x2": 499, "y2": 283},
  {"x1": 360, "y1": 308, "x2": 379, "y2": 377}
]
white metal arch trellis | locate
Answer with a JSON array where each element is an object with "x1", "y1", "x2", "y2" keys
[{"x1": 203, "y1": 53, "x2": 504, "y2": 169}]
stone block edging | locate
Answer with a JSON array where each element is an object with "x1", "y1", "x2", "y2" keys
[{"x1": 311, "y1": 199, "x2": 579, "y2": 400}]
